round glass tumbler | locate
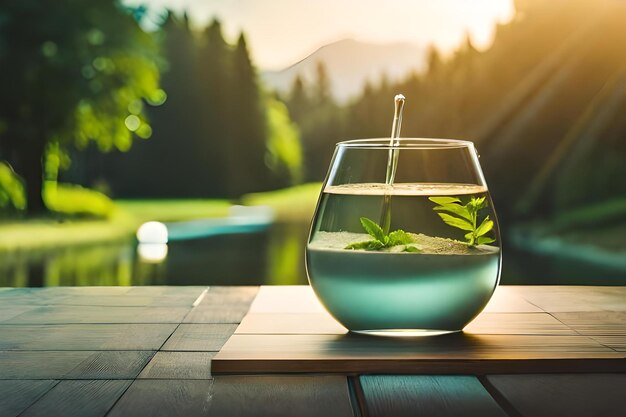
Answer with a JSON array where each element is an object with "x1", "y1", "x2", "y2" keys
[{"x1": 306, "y1": 139, "x2": 502, "y2": 336}]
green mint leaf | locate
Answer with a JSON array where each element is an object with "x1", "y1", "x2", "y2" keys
[
  {"x1": 433, "y1": 204, "x2": 473, "y2": 222},
  {"x1": 360, "y1": 217, "x2": 385, "y2": 242},
  {"x1": 475, "y1": 215, "x2": 494, "y2": 237},
  {"x1": 403, "y1": 245, "x2": 421, "y2": 253},
  {"x1": 388, "y1": 230, "x2": 413, "y2": 246},
  {"x1": 345, "y1": 240, "x2": 384, "y2": 250},
  {"x1": 469, "y1": 196, "x2": 487, "y2": 210},
  {"x1": 437, "y1": 213, "x2": 474, "y2": 231},
  {"x1": 428, "y1": 196, "x2": 461, "y2": 205},
  {"x1": 431, "y1": 194, "x2": 495, "y2": 247}
]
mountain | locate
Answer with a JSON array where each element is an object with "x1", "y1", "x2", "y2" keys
[{"x1": 260, "y1": 39, "x2": 426, "y2": 102}]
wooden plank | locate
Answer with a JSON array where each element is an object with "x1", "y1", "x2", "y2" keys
[
  {"x1": 182, "y1": 286, "x2": 259, "y2": 323},
  {"x1": 553, "y1": 312, "x2": 626, "y2": 335},
  {"x1": 235, "y1": 312, "x2": 574, "y2": 336},
  {"x1": 487, "y1": 374, "x2": 626, "y2": 417},
  {"x1": 183, "y1": 305, "x2": 252, "y2": 324},
  {"x1": 588, "y1": 335, "x2": 626, "y2": 351},
  {"x1": 0, "y1": 351, "x2": 93, "y2": 379},
  {"x1": 482, "y1": 286, "x2": 544, "y2": 313},
  {"x1": 20, "y1": 379, "x2": 132, "y2": 417},
  {"x1": 464, "y1": 313, "x2": 577, "y2": 335},
  {"x1": 0, "y1": 306, "x2": 37, "y2": 323},
  {"x1": 249, "y1": 285, "x2": 544, "y2": 314},
  {"x1": 50, "y1": 296, "x2": 156, "y2": 307},
  {"x1": 36, "y1": 287, "x2": 132, "y2": 296},
  {"x1": 125, "y1": 286, "x2": 207, "y2": 296},
  {"x1": 5, "y1": 305, "x2": 191, "y2": 324},
  {"x1": 360, "y1": 375, "x2": 506, "y2": 417},
  {"x1": 208, "y1": 376, "x2": 354, "y2": 417},
  {"x1": 65, "y1": 351, "x2": 155, "y2": 379},
  {"x1": 212, "y1": 333, "x2": 624, "y2": 374},
  {"x1": 48, "y1": 294, "x2": 202, "y2": 307},
  {"x1": 107, "y1": 380, "x2": 214, "y2": 417},
  {"x1": 138, "y1": 352, "x2": 214, "y2": 379},
  {"x1": 515, "y1": 286, "x2": 626, "y2": 312},
  {"x1": 236, "y1": 313, "x2": 347, "y2": 334},
  {"x1": 0, "y1": 289, "x2": 68, "y2": 306},
  {"x1": 0, "y1": 380, "x2": 58, "y2": 417},
  {"x1": 201, "y1": 286, "x2": 259, "y2": 305},
  {"x1": 162, "y1": 324, "x2": 238, "y2": 351},
  {"x1": 0, "y1": 324, "x2": 177, "y2": 350},
  {"x1": 248, "y1": 286, "x2": 326, "y2": 314}
]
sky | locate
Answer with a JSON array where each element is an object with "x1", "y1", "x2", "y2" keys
[{"x1": 126, "y1": 0, "x2": 515, "y2": 70}]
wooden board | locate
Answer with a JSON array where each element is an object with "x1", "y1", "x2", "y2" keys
[
  {"x1": 64, "y1": 351, "x2": 155, "y2": 379},
  {"x1": 213, "y1": 286, "x2": 626, "y2": 374},
  {"x1": 0, "y1": 380, "x2": 58, "y2": 417},
  {"x1": 5, "y1": 305, "x2": 192, "y2": 324},
  {"x1": 208, "y1": 376, "x2": 354, "y2": 417},
  {"x1": 360, "y1": 375, "x2": 506, "y2": 417},
  {"x1": 0, "y1": 324, "x2": 177, "y2": 350},
  {"x1": 19, "y1": 380, "x2": 132, "y2": 417},
  {"x1": 487, "y1": 374, "x2": 626, "y2": 417},
  {"x1": 0, "y1": 351, "x2": 94, "y2": 379},
  {"x1": 161, "y1": 324, "x2": 238, "y2": 351},
  {"x1": 107, "y1": 380, "x2": 215, "y2": 417},
  {"x1": 138, "y1": 352, "x2": 215, "y2": 379},
  {"x1": 0, "y1": 285, "x2": 624, "y2": 417}
]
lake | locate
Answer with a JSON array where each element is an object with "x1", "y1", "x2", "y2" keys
[{"x1": 1, "y1": 222, "x2": 624, "y2": 287}]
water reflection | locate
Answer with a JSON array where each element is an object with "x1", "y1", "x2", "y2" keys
[
  {"x1": 137, "y1": 243, "x2": 168, "y2": 263},
  {"x1": 1, "y1": 222, "x2": 625, "y2": 287},
  {"x1": 0, "y1": 223, "x2": 310, "y2": 287}
]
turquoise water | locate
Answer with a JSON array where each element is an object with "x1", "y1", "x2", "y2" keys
[
  {"x1": 306, "y1": 183, "x2": 502, "y2": 334},
  {"x1": 307, "y1": 247, "x2": 500, "y2": 332}
]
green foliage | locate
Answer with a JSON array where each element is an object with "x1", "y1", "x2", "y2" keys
[
  {"x1": 101, "y1": 15, "x2": 303, "y2": 199},
  {"x1": 345, "y1": 217, "x2": 420, "y2": 252},
  {"x1": 429, "y1": 196, "x2": 495, "y2": 246},
  {"x1": 265, "y1": 98, "x2": 303, "y2": 186},
  {"x1": 44, "y1": 182, "x2": 115, "y2": 218},
  {"x1": 0, "y1": 0, "x2": 162, "y2": 213},
  {"x1": 0, "y1": 162, "x2": 26, "y2": 211}
]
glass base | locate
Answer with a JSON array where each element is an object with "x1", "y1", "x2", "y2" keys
[{"x1": 352, "y1": 328, "x2": 461, "y2": 337}]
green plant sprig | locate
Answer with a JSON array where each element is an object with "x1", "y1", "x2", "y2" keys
[
  {"x1": 428, "y1": 196, "x2": 495, "y2": 246},
  {"x1": 345, "y1": 217, "x2": 420, "y2": 252}
]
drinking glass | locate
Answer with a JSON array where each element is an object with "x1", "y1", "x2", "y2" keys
[{"x1": 306, "y1": 138, "x2": 501, "y2": 336}]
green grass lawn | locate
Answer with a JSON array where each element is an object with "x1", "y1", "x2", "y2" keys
[
  {"x1": 0, "y1": 183, "x2": 322, "y2": 251},
  {"x1": 116, "y1": 199, "x2": 231, "y2": 223},
  {"x1": 241, "y1": 182, "x2": 321, "y2": 222}
]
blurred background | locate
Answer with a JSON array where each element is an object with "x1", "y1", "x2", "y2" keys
[{"x1": 1, "y1": 0, "x2": 625, "y2": 287}]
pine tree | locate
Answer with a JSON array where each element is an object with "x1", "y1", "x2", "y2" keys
[
  {"x1": 196, "y1": 19, "x2": 232, "y2": 196},
  {"x1": 287, "y1": 75, "x2": 309, "y2": 123},
  {"x1": 230, "y1": 33, "x2": 271, "y2": 195}
]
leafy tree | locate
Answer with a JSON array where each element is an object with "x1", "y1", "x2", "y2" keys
[
  {"x1": 265, "y1": 97, "x2": 303, "y2": 186},
  {"x1": 0, "y1": 0, "x2": 161, "y2": 214}
]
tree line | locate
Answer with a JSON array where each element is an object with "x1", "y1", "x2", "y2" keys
[{"x1": 66, "y1": 13, "x2": 302, "y2": 199}]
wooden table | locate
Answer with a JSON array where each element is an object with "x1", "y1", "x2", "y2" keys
[{"x1": 0, "y1": 285, "x2": 624, "y2": 416}]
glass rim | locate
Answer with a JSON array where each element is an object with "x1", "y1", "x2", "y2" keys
[{"x1": 336, "y1": 138, "x2": 475, "y2": 149}]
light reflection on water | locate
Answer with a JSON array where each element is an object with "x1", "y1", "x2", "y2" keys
[
  {"x1": 0, "y1": 223, "x2": 310, "y2": 287},
  {"x1": 0, "y1": 222, "x2": 624, "y2": 287}
]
